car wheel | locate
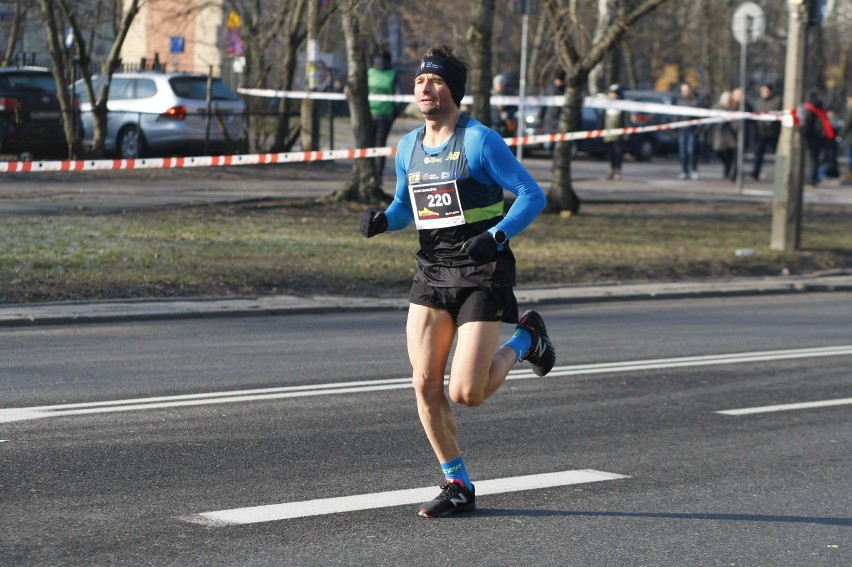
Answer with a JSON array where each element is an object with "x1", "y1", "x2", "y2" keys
[
  {"x1": 636, "y1": 138, "x2": 655, "y2": 162},
  {"x1": 117, "y1": 125, "x2": 145, "y2": 159}
]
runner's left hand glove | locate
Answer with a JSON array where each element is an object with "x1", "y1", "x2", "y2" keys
[
  {"x1": 460, "y1": 232, "x2": 498, "y2": 263},
  {"x1": 360, "y1": 210, "x2": 388, "y2": 238}
]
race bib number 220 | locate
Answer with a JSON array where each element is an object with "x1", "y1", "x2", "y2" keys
[{"x1": 408, "y1": 180, "x2": 465, "y2": 230}]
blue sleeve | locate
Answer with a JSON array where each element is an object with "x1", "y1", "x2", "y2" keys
[
  {"x1": 382, "y1": 133, "x2": 416, "y2": 231},
  {"x1": 466, "y1": 127, "x2": 546, "y2": 241}
]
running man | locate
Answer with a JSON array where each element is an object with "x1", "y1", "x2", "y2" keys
[{"x1": 359, "y1": 44, "x2": 556, "y2": 518}]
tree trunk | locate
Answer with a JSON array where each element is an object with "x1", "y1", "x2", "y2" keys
[
  {"x1": 588, "y1": 0, "x2": 616, "y2": 95},
  {"x1": 37, "y1": 0, "x2": 79, "y2": 158},
  {"x1": 2, "y1": 0, "x2": 25, "y2": 67},
  {"x1": 466, "y1": 0, "x2": 495, "y2": 126},
  {"x1": 272, "y1": 0, "x2": 308, "y2": 153},
  {"x1": 550, "y1": 76, "x2": 585, "y2": 215},
  {"x1": 323, "y1": 0, "x2": 387, "y2": 205},
  {"x1": 300, "y1": 0, "x2": 319, "y2": 152}
]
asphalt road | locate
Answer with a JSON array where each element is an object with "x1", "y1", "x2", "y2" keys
[{"x1": 2, "y1": 293, "x2": 851, "y2": 566}]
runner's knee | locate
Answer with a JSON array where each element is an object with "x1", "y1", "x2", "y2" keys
[
  {"x1": 412, "y1": 372, "x2": 445, "y2": 400},
  {"x1": 448, "y1": 379, "x2": 486, "y2": 407}
]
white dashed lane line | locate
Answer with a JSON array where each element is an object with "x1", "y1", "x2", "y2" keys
[
  {"x1": 716, "y1": 397, "x2": 852, "y2": 416},
  {"x1": 3, "y1": 345, "x2": 851, "y2": 423},
  {"x1": 180, "y1": 469, "x2": 630, "y2": 526}
]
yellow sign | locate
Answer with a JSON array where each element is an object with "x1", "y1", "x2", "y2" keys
[{"x1": 227, "y1": 11, "x2": 241, "y2": 30}]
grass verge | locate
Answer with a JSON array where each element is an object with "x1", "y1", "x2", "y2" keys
[{"x1": 1, "y1": 199, "x2": 850, "y2": 304}]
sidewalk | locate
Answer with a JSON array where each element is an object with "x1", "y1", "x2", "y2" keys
[{"x1": 2, "y1": 271, "x2": 851, "y2": 327}]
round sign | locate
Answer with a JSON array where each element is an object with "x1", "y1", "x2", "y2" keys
[{"x1": 732, "y1": 2, "x2": 765, "y2": 46}]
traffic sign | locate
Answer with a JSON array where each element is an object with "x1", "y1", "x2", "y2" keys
[
  {"x1": 732, "y1": 2, "x2": 765, "y2": 46},
  {"x1": 170, "y1": 36, "x2": 185, "y2": 54}
]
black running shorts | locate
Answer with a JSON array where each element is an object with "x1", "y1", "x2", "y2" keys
[{"x1": 409, "y1": 281, "x2": 519, "y2": 326}]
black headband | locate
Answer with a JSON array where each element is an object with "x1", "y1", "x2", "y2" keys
[{"x1": 416, "y1": 56, "x2": 466, "y2": 107}]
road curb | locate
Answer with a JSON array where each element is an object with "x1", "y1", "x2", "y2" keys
[{"x1": 2, "y1": 274, "x2": 851, "y2": 328}]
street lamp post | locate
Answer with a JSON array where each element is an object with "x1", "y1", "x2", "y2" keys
[
  {"x1": 514, "y1": 0, "x2": 537, "y2": 161},
  {"x1": 770, "y1": 0, "x2": 810, "y2": 252}
]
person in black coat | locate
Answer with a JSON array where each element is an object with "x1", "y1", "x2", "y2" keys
[{"x1": 750, "y1": 84, "x2": 782, "y2": 180}]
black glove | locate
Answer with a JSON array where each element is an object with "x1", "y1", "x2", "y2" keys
[
  {"x1": 360, "y1": 210, "x2": 388, "y2": 238},
  {"x1": 460, "y1": 231, "x2": 499, "y2": 263}
]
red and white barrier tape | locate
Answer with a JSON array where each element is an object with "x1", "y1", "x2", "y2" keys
[
  {"x1": 0, "y1": 112, "x2": 777, "y2": 174},
  {"x1": 238, "y1": 87, "x2": 790, "y2": 123},
  {"x1": 0, "y1": 146, "x2": 395, "y2": 174},
  {"x1": 504, "y1": 115, "x2": 731, "y2": 147}
]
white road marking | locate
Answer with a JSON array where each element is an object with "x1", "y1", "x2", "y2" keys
[
  {"x1": 716, "y1": 397, "x2": 852, "y2": 416},
  {"x1": 181, "y1": 469, "x2": 630, "y2": 526},
  {"x1": 3, "y1": 345, "x2": 851, "y2": 423}
]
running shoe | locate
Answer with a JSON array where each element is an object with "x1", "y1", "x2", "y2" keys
[
  {"x1": 517, "y1": 310, "x2": 557, "y2": 377},
  {"x1": 417, "y1": 480, "x2": 476, "y2": 518}
]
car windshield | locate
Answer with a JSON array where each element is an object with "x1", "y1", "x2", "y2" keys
[
  {"x1": 169, "y1": 77, "x2": 238, "y2": 101},
  {"x1": 0, "y1": 72, "x2": 57, "y2": 93}
]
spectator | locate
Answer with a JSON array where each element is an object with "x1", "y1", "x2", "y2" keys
[
  {"x1": 602, "y1": 83, "x2": 629, "y2": 181},
  {"x1": 367, "y1": 51, "x2": 401, "y2": 176},
  {"x1": 750, "y1": 83, "x2": 782, "y2": 181},
  {"x1": 330, "y1": 77, "x2": 348, "y2": 117},
  {"x1": 712, "y1": 91, "x2": 738, "y2": 181},
  {"x1": 677, "y1": 83, "x2": 701, "y2": 180},
  {"x1": 490, "y1": 74, "x2": 517, "y2": 138},
  {"x1": 539, "y1": 69, "x2": 566, "y2": 154},
  {"x1": 818, "y1": 109, "x2": 841, "y2": 181},
  {"x1": 802, "y1": 90, "x2": 835, "y2": 186},
  {"x1": 731, "y1": 87, "x2": 754, "y2": 158}
]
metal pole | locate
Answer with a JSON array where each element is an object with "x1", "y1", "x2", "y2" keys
[
  {"x1": 736, "y1": 29, "x2": 747, "y2": 194},
  {"x1": 328, "y1": 68, "x2": 334, "y2": 150},
  {"x1": 205, "y1": 67, "x2": 213, "y2": 156},
  {"x1": 515, "y1": 9, "x2": 529, "y2": 161}
]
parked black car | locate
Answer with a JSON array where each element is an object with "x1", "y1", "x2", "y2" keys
[{"x1": 0, "y1": 67, "x2": 67, "y2": 158}]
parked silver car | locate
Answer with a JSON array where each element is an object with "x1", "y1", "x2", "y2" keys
[{"x1": 75, "y1": 71, "x2": 246, "y2": 158}]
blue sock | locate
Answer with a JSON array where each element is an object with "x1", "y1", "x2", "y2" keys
[
  {"x1": 441, "y1": 456, "x2": 473, "y2": 491},
  {"x1": 504, "y1": 328, "x2": 532, "y2": 362}
]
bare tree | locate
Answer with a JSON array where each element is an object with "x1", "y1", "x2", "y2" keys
[
  {"x1": 36, "y1": 0, "x2": 81, "y2": 157},
  {"x1": 323, "y1": 0, "x2": 387, "y2": 204},
  {"x1": 224, "y1": 0, "x2": 313, "y2": 153},
  {"x1": 465, "y1": 0, "x2": 496, "y2": 126},
  {"x1": 546, "y1": 0, "x2": 670, "y2": 215},
  {"x1": 37, "y1": 0, "x2": 141, "y2": 158},
  {"x1": 270, "y1": 0, "x2": 310, "y2": 152},
  {"x1": 588, "y1": 0, "x2": 616, "y2": 95},
  {"x1": 1, "y1": 0, "x2": 27, "y2": 66}
]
